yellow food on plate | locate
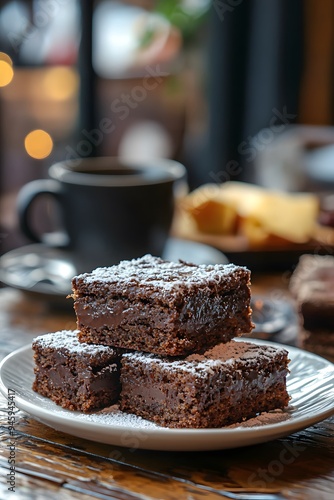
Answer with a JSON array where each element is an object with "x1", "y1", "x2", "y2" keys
[{"x1": 182, "y1": 181, "x2": 319, "y2": 246}]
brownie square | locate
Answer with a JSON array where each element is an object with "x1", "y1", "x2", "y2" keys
[
  {"x1": 120, "y1": 340, "x2": 290, "y2": 428},
  {"x1": 298, "y1": 328, "x2": 334, "y2": 363},
  {"x1": 290, "y1": 254, "x2": 334, "y2": 330},
  {"x1": 32, "y1": 330, "x2": 121, "y2": 412},
  {"x1": 71, "y1": 255, "x2": 253, "y2": 356},
  {"x1": 290, "y1": 255, "x2": 334, "y2": 362}
]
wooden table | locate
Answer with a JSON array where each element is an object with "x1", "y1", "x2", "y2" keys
[{"x1": 0, "y1": 282, "x2": 334, "y2": 500}]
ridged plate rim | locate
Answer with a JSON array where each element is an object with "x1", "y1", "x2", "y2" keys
[{"x1": 1, "y1": 339, "x2": 334, "y2": 451}]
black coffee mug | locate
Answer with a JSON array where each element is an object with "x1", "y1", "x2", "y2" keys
[{"x1": 17, "y1": 157, "x2": 186, "y2": 272}]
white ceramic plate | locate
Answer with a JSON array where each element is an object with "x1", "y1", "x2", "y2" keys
[{"x1": 1, "y1": 340, "x2": 334, "y2": 451}]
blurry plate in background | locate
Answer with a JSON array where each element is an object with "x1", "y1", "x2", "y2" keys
[
  {"x1": 172, "y1": 228, "x2": 331, "y2": 272},
  {"x1": 0, "y1": 239, "x2": 227, "y2": 305},
  {"x1": 304, "y1": 143, "x2": 334, "y2": 186}
]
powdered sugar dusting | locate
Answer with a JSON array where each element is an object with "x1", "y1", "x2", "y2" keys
[
  {"x1": 55, "y1": 404, "x2": 160, "y2": 429},
  {"x1": 290, "y1": 254, "x2": 334, "y2": 298},
  {"x1": 73, "y1": 254, "x2": 248, "y2": 291},
  {"x1": 123, "y1": 340, "x2": 288, "y2": 377},
  {"x1": 33, "y1": 330, "x2": 117, "y2": 356},
  {"x1": 53, "y1": 405, "x2": 290, "y2": 430},
  {"x1": 84, "y1": 404, "x2": 160, "y2": 428}
]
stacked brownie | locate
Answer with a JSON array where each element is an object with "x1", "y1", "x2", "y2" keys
[
  {"x1": 290, "y1": 254, "x2": 334, "y2": 362},
  {"x1": 32, "y1": 330, "x2": 122, "y2": 412},
  {"x1": 121, "y1": 342, "x2": 289, "y2": 428},
  {"x1": 33, "y1": 254, "x2": 290, "y2": 427},
  {"x1": 72, "y1": 255, "x2": 254, "y2": 355}
]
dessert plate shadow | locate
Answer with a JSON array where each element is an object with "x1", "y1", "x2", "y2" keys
[{"x1": 1, "y1": 339, "x2": 334, "y2": 452}]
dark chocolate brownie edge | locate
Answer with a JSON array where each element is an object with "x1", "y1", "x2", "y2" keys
[
  {"x1": 32, "y1": 333, "x2": 122, "y2": 412},
  {"x1": 119, "y1": 344, "x2": 290, "y2": 428},
  {"x1": 74, "y1": 280, "x2": 253, "y2": 355}
]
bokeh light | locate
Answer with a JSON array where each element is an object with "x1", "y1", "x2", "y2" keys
[
  {"x1": 0, "y1": 52, "x2": 13, "y2": 65},
  {"x1": 24, "y1": 130, "x2": 54, "y2": 159},
  {"x1": 42, "y1": 67, "x2": 79, "y2": 101},
  {"x1": 0, "y1": 53, "x2": 14, "y2": 87}
]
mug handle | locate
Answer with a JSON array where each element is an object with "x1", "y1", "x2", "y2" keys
[{"x1": 17, "y1": 179, "x2": 69, "y2": 247}]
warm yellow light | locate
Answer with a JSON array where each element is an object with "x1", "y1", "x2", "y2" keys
[
  {"x1": 24, "y1": 130, "x2": 54, "y2": 159},
  {"x1": 0, "y1": 60, "x2": 14, "y2": 87},
  {"x1": 0, "y1": 52, "x2": 13, "y2": 65},
  {"x1": 42, "y1": 66, "x2": 79, "y2": 101}
]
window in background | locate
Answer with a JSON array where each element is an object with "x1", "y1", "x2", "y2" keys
[
  {"x1": 0, "y1": 0, "x2": 210, "y2": 255},
  {"x1": 0, "y1": 0, "x2": 81, "y2": 253},
  {"x1": 88, "y1": 0, "x2": 210, "y2": 166}
]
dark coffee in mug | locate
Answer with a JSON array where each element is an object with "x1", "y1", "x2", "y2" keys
[{"x1": 17, "y1": 157, "x2": 186, "y2": 273}]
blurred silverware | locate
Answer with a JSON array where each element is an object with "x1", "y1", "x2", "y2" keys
[{"x1": 251, "y1": 296, "x2": 295, "y2": 336}]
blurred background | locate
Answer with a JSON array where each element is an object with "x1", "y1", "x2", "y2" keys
[{"x1": 1, "y1": 0, "x2": 334, "y2": 256}]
